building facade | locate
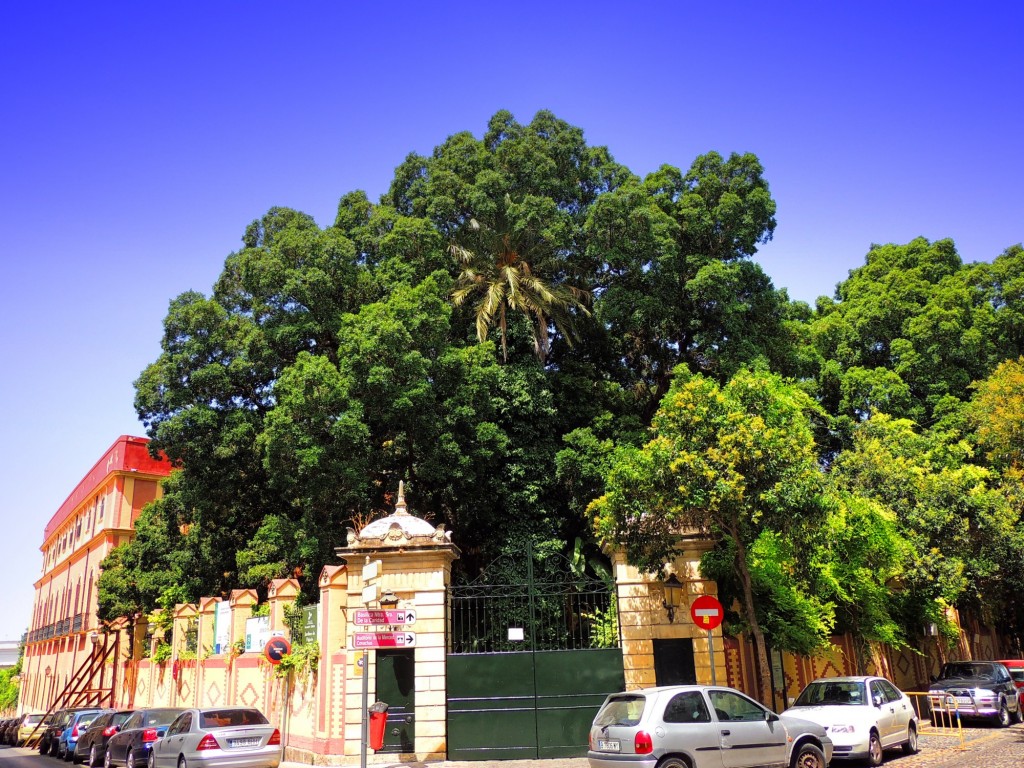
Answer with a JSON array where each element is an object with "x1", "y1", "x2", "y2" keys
[{"x1": 19, "y1": 435, "x2": 172, "y2": 713}]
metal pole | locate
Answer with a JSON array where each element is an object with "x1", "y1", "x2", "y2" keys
[
  {"x1": 707, "y1": 629, "x2": 716, "y2": 685},
  {"x1": 359, "y1": 650, "x2": 369, "y2": 768}
]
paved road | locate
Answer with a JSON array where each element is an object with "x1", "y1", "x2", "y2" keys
[{"x1": 3, "y1": 724, "x2": 1023, "y2": 767}]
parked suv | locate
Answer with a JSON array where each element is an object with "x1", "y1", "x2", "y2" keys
[
  {"x1": 928, "y1": 660, "x2": 1022, "y2": 726},
  {"x1": 997, "y1": 659, "x2": 1024, "y2": 712}
]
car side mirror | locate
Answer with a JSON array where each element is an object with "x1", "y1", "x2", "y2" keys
[
  {"x1": 765, "y1": 712, "x2": 779, "y2": 722},
  {"x1": 872, "y1": 695, "x2": 883, "y2": 708}
]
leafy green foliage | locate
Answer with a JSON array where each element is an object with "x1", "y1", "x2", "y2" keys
[
  {"x1": 591, "y1": 367, "x2": 833, "y2": 697},
  {"x1": 95, "y1": 109, "x2": 1024, "y2": 661}
]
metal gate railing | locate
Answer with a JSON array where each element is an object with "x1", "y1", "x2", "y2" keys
[{"x1": 447, "y1": 543, "x2": 619, "y2": 653}]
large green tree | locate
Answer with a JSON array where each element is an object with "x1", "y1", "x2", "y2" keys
[{"x1": 590, "y1": 367, "x2": 832, "y2": 701}]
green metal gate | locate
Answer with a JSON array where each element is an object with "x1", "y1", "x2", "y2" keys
[{"x1": 446, "y1": 546, "x2": 624, "y2": 760}]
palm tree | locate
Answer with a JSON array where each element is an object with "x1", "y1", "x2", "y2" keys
[{"x1": 450, "y1": 210, "x2": 590, "y2": 362}]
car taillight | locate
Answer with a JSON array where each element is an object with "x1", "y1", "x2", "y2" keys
[
  {"x1": 103, "y1": 726, "x2": 118, "y2": 737},
  {"x1": 634, "y1": 731, "x2": 653, "y2": 754},
  {"x1": 268, "y1": 729, "x2": 281, "y2": 746},
  {"x1": 196, "y1": 734, "x2": 220, "y2": 751},
  {"x1": 142, "y1": 729, "x2": 159, "y2": 743},
  {"x1": 72, "y1": 725, "x2": 80, "y2": 738}
]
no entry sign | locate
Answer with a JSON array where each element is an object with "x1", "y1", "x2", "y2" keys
[{"x1": 689, "y1": 595, "x2": 724, "y2": 631}]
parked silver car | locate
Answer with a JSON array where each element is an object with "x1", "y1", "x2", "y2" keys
[
  {"x1": 148, "y1": 707, "x2": 281, "y2": 768},
  {"x1": 588, "y1": 685, "x2": 833, "y2": 768}
]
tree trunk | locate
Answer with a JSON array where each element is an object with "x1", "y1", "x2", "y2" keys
[{"x1": 733, "y1": 529, "x2": 772, "y2": 705}]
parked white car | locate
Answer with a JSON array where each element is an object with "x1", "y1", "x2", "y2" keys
[{"x1": 782, "y1": 676, "x2": 918, "y2": 765}]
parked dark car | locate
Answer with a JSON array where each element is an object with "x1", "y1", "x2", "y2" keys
[
  {"x1": 59, "y1": 709, "x2": 106, "y2": 761},
  {"x1": 0, "y1": 717, "x2": 16, "y2": 745},
  {"x1": 103, "y1": 708, "x2": 185, "y2": 768},
  {"x1": 42, "y1": 708, "x2": 98, "y2": 755},
  {"x1": 0, "y1": 717, "x2": 17, "y2": 745},
  {"x1": 928, "y1": 660, "x2": 1022, "y2": 726},
  {"x1": 74, "y1": 710, "x2": 134, "y2": 766}
]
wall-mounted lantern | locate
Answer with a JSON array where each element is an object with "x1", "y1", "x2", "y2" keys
[
  {"x1": 662, "y1": 574, "x2": 683, "y2": 623},
  {"x1": 379, "y1": 589, "x2": 400, "y2": 608}
]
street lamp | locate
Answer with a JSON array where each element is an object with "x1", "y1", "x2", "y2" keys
[
  {"x1": 379, "y1": 589, "x2": 400, "y2": 608},
  {"x1": 662, "y1": 574, "x2": 683, "y2": 623}
]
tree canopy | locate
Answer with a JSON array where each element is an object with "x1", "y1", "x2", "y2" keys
[{"x1": 98, "y1": 110, "x2": 1024, "y2": 676}]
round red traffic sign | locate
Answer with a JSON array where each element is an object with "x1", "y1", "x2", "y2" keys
[
  {"x1": 689, "y1": 594, "x2": 724, "y2": 631},
  {"x1": 264, "y1": 636, "x2": 292, "y2": 665}
]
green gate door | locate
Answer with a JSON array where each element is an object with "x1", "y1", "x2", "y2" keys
[
  {"x1": 376, "y1": 649, "x2": 415, "y2": 753},
  {"x1": 446, "y1": 546, "x2": 624, "y2": 760},
  {"x1": 447, "y1": 648, "x2": 623, "y2": 760}
]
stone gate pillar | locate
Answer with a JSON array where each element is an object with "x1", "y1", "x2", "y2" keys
[
  {"x1": 334, "y1": 482, "x2": 460, "y2": 763},
  {"x1": 611, "y1": 532, "x2": 727, "y2": 689}
]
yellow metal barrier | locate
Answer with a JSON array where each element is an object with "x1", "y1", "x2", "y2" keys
[{"x1": 905, "y1": 691, "x2": 966, "y2": 751}]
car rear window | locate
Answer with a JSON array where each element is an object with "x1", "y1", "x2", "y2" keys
[
  {"x1": 140, "y1": 709, "x2": 184, "y2": 726},
  {"x1": 25, "y1": 715, "x2": 44, "y2": 724},
  {"x1": 200, "y1": 710, "x2": 269, "y2": 729},
  {"x1": 593, "y1": 695, "x2": 645, "y2": 728}
]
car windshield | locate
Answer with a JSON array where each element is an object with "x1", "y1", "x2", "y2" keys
[
  {"x1": 793, "y1": 681, "x2": 866, "y2": 706},
  {"x1": 25, "y1": 715, "x2": 44, "y2": 724},
  {"x1": 199, "y1": 710, "x2": 268, "y2": 728},
  {"x1": 941, "y1": 663, "x2": 995, "y2": 680},
  {"x1": 593, "y1": 695, "x2": 646, "y2": 727}
]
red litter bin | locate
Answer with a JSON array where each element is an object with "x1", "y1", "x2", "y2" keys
[{"x1": 368, "y1": 701, "x2": 389, "y2": 750}]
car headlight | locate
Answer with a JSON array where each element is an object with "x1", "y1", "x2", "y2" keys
[{"x1": 830, "y1": 724, "x2": 856, "y2": 734}]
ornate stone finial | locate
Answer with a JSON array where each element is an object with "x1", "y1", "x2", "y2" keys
[{"x1": 395, "y1": 480, "x2": 408, "y2": 516}]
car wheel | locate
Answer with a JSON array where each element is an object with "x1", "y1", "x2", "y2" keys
[
  {"x1": 178, "y1": 756, "x2": 188, "y2": 768},
  {"x1": 40, "y1": 738, "x2": 50, "y2": 755},
  {"x1": 90, "y1": 745, "x2": 99, "y2": 767},
  {"x1": 656, "y1": 759, "x2": 690, "y2": 768},
  {"x1": 997, "y1": 699, "x2": 1011, "y2": 728},
  {"x1": 52, "y1": 740, "x2": 62, "y2": 756},
  {"x1": 127, "y1": 750, "x2": 136, "y2": 768},
  {"x1": 148, "y1": 751, "x2": 156, "y2": 768},
  {"x1": 104, "y1": 746, "x2": 113, "y2": 768},
  {"x1": 867, "y1": 730, "x2": 883, "y2": 766},
  {"x1": 791, "y1": 742, "x2": 826, "y2": 768},
  {"x1": 902, "y1": 723, "x2": 919, "y2": 754}
]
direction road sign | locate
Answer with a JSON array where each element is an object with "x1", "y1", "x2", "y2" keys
[
  {"x1": 689, "y1": 594, "x2": 724, "y2": 631},
  {"x1": 353, "y1": 609, "x2": 417, "y2": 626},
  {"x1": 353, "y1": 631, "x2": 417, "y2": 649},
  {"x1": 264, "y1": 636, "x2": 292, "y2": 665}
]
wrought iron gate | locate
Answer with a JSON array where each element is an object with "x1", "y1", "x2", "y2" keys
[{"x1": 446, "y1": 546, "x2": 624, "y2": 760}]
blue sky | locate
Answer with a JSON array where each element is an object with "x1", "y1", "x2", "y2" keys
[{"x1": 1, "y1": 2, "x2": 1021, "y2": 640}]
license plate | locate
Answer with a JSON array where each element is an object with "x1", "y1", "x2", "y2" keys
[
  {"x1": 229, "y1": 737, "x2": 260, "y2": 747},
  {"x1": 597, "y1": 739, "x2": 620, "y2": 752}
]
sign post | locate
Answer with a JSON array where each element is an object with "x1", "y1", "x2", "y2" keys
[
  {"x1": 689, "y1": 595, "x2": 724, "y2": 685},
  {"x1": 359, "y1": 559, "x2": 382, "y2": 768}
]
